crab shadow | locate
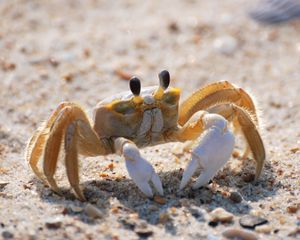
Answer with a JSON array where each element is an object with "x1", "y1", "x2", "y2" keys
[{"x1": 36, "y1": 158, "x2": 279, "y2": 235}]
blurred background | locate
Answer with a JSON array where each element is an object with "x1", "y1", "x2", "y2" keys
[{"x1": 0, "y1": 0, "x2": 299, "y2": 239}]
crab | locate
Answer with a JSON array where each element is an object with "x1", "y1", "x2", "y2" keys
[{"x1": 25, "y1": 70, "x2": 265, "y2": 201}]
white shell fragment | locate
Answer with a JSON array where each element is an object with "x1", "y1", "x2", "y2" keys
[
  {"x1": 84, "y1": 204, "x2": 105, "y2": 219},
  {"x1": 222, "y1": 228, "x2": 258, "y2": 240},
  {"x1": 213, "y1": 35, "x2": 238, "y2": 55},
  {"x1": 209, "y1": 207, "x2": 234, "y2": 223}
]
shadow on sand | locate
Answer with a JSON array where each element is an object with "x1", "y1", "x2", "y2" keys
[{"x1": 35, "y1": 157, "x2": 279, "y2": 236}]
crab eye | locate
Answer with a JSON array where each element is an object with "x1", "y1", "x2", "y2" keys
[
  {"x1": 158, "y1": 70, "x2": 170, "y2": 90},
  {"x1": 129, "y1": 77, "x2": 141, "y2": 96}
]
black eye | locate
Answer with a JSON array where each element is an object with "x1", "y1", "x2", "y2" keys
[
  {"x1": 129, "y1": 77, "x2": 141, "y2": 96},
  {"x1": 158, "y1": 70, "x2": 170, "y2": 89},
  {"x1": 113, "y1": 102, "x2": 136, "y2": 114}
]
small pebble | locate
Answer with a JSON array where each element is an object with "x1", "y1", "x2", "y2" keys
[
  {"x1": 70, "y1": 204, "x2": 83, "y2": 213},
  {"x1": 111, "y1": 207, "x2": 119, "y2": 214},
  {"x1": 84, "y1": 203, "x2": 104, "y2": 219},
  {"x1": 168, "y1": 21, "x2": 179, "y2": 32},
  {"x1": 111, "y1": 235, "x2": 119, "y2": 240},
  {"x1": 49, "y1": 57, "x2": 59, "y2": 67},
  {"x1": 209, "y1": 208, "x2": 234, "y2": 223},
  {"x1": 148, "y1": 204, "x2": 159, "y2": 212},
  {"x1": 120, "y1": 217, "x2": 136, "y2": 230},
  {"x1": 208, "y1": 221, "x2": 219, "y2": 227},
  {"x1": 288, "y1": 227, "x2": 300, "y2": 237},
  {"x1": 158, "y1": 213, "x2": 171, "y2": 224},
  {"x1": 229, "y1": 191, "x2": 243, "y2": 203},
  {"x1": 135, "y1": 228, "x2": 153, "y2": 238},
  {"x1": 83, "y1": 48, "x2": 91, "y2": 58},
  {"x1": 255, "y1": 225, "x2": 272, "y2": 234},
  {"x1": 154, "y1": 195, "x2": 166, "y2": 205},
  {"x1": 169, "y1": 207, "x2": 177, "y2": 215},
  {"x1": 232, "y1": 151, "x2": 240, "y2": 158},
  {"x1": 290, "y1": 147, "x2": 299, "y2": 153},
  {"x1": 190, "y1": 207, "x2": 203, "y2": 220},
  {"x1": 129, "y1": 213, "x2": 139, "y2": 220},
  {"x1": 23, "y1": 182, "x2": 33, "y2": 190},
  {"x1": 239, "y1": 215, "x2": 268, "y2": 229},
  {"x1": 1, "y1": 61, "x2": 16, "y2": 71},
  {"x1": 62, "y1": 73, "x2": 74, "y2": 82},
  {"x1": 242, "y1": 173, "x2": 255, "y2": 183},
  {"x1": 2, "y1": 231, "x2": 13, "y2": 239},
  {"x1": 213, "y1": 35, "x2": 238, "y2": 55},
  {"x1": 114, "y1": 68, "x2": 132, "y2": 81},
  {"x1": 286, "y1": 203, "x2": 299, "y2": 213},
  {"x1": 0, "y1": 182, "x2": 8, "y2": 190},
  {"x1": 223, "y1": 228, "x2": 257, "y2": 240},
  {"x1": 45, "y1": 217, "x2": 62, "y2": 229}
]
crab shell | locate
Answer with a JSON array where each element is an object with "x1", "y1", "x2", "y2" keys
[{"x1": 93, "y1": 86, "x2": 181, "y2": 147}]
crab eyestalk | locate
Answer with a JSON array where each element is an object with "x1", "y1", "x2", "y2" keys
[
  {"x1": 154, "y1": 70, "x2": 170, "y2": 100},
  {"x1": 129, "y1": 76, "x2": 143, "y2": 104}
]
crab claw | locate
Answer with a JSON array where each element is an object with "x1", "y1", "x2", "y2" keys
[
  {"x1": 179, "y1": 157, "x2": 199, "y2": 191},
  {"x1": 123, "y1": 143, "x2": 163, "y2": 197},
  {"x1": 179, "y1": 114, "x2": 235, "y2": 191}
]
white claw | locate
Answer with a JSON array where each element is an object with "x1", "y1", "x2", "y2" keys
[
  {"x1": 123, "y1": 143, "x2": 163, "y2": 197},
  {"x1": 151, "y1": 171, "x2": 164, "y2": 196},
  {"x1": 134, "y1": 180, "x2": 153, "y2": 198},
  {"x1": 179, "y1": 157, "x2": 199, "y2": 190},
  {"x1": 180, "y1": 114, "x2": 235, "y2": 190},
  {"x1": 192, "y1": 168, "x2": 212, "y2": 189}
]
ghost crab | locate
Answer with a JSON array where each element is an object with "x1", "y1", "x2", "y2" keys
[{"x1": 25, "y1": 70, "x2": 265, "y2": 201}]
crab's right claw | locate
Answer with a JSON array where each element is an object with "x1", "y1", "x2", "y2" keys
[
  {"x1": 179, "y1": 157, "x2": 198, "y2": 191},
  {"x1": 179, "y1": 114, "x2": 235, "y2": 191},
  {"x1": 123, "y1": 143, "x2": 163, "y2": 198}
]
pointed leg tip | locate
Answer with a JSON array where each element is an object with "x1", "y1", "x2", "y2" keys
[
  {"x1": 254, "y1": 173, "x2": 261, "y2": 181},
  {"x1": 179, "y1": 181, "x2": 187, "y2": 191},
  {"x1": 77, "y1": 193, "x2": 87, "y2": 202},
  {"x1": 50, "y1": 186, "x2": 62, "y2": 196},
  {"x1": 150, "y1": 172, "x2": 164, "y2": 196},
  {"x1": 144, "y1": 192, "x2": 154, "y2": 198},
  {"x1": 157, "y1": 188, "x2": 164, "y2": 196},
  {"x1": 50, "y1": 188, "x2": 63, "y2": 198},
  {"x1": 136, "y1": 181, "x2": 153, "y2": 198}
]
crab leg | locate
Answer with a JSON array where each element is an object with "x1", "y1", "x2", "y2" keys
[
  {"x1": 64, "y1": 119, "x2": 111, "y2": 201},
  {"x1": 208, "y1": 104, "x2": 266, "y2": 178},
  {"x1": 178, "y1": 112, "x2": 235, "y2": 190},
  {"x1": 178, "y1": 81, "x2": 258, "y2": 126},
  {"x1": 42, "y1": 104, "x2": 109, "y2": 200},
  {"x1": 25, "y1": 102, "x2": 73, "y2": 182},
  {"x1": 64, "y1": 122, "x2": 84, "y2": 201},
  {"x1": 43, "y1": 106, "x2": 79, "y2": 194},
  {"x1": 114, "y1": 137, "x2": 163, "y2": 198}
]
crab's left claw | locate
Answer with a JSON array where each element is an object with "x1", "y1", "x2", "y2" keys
[
  {"x1": 122, "y1": 142, "x2": 164, "y2": 198},
  {"x1": 179, "y1": 114, "x2": 235, "y2": 190}
]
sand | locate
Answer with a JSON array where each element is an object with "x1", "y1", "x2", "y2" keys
[{"x1": 0, "y1": 0, "x2": 299, "y2": 239}]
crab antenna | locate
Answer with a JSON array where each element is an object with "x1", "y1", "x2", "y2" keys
[
  {"x1": 159, "y1": 70, "x2": 170, "y2": 89},
  {"x1": 129, "y1": 77, "x2": 141, "y2": 96}
]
